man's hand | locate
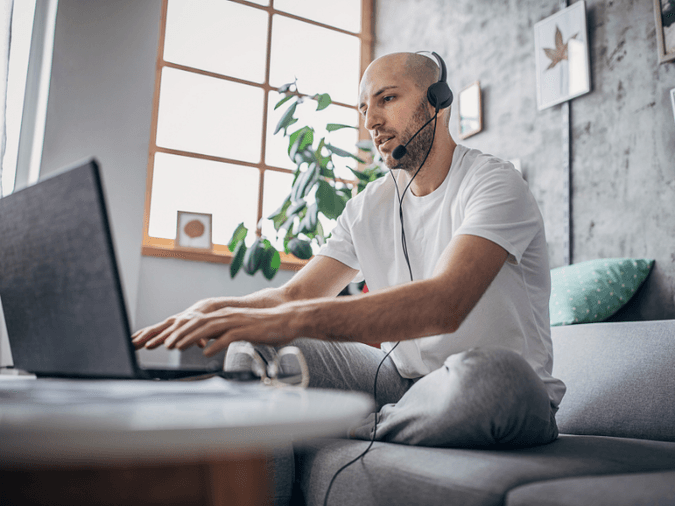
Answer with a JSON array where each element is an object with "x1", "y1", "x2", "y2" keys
[
  {"x1": 162, "y1": 306, "x2": 300, "y2": 357},
  {"x1": 131, "y1": 298, "x2": 217, "y2": 350},
  {"x1": 131, "y1": 256, "x2": 357, "y2": 354}
]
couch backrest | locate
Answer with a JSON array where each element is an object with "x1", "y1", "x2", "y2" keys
[{"x1": 551, "y1": 319, "x2": 675, "y2": 442}]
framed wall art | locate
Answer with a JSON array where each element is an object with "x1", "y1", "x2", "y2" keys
[
  {"x1": 458, "y1": 81, "x2": 483, "y2": 140},
  {"x1": 655, "y1": 0, "x2": 675, "y2": 64},
  {"x1": 176, "y1": 211, "x2": 212, "y2": 250},
  {"x1": 534, "y1": 1, "x2": 591, "y2": 110}
]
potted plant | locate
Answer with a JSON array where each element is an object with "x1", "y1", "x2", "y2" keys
[{"x1": 228, "y1": 82, "x2": 386, "y2": 280}]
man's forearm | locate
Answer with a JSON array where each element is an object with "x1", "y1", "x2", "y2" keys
[
  {"x1": 287, "y1": 278, "x2": 460, "y2": 345},
  {"x1": 207, "y1": 287, "x2": 292, "y2": 312}
]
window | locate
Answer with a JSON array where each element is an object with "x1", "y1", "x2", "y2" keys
[
  {"x1": 142, "y1": 0, "x2": 373, "y2": 268},
  {"x1": 1, "y1": 0, "x2": 38, "y2": 197}
]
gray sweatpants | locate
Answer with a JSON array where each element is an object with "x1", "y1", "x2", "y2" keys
[{"x1": 225, "y1": 338, "x2": 558, "y2": 503}]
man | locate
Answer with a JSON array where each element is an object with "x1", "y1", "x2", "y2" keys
[{"x1": 133, "y1": 52, "x2": 565, "y2": 448}]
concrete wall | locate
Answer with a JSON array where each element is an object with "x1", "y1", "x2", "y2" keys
[{"x1": 374, "y1": 0, "x2": 675, "y2": 319}]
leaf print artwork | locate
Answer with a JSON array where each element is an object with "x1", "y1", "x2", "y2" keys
[{"x1": 543, "y1": 25, "x2": 579, "y2": 70}]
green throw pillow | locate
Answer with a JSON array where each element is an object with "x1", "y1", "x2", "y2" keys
[{"x1": 550, "y1": 258, "x2": 654, "y2": 326}]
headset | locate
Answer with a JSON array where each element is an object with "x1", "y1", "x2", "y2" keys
[
  {"x1": 391, "y1": 51, "x2": 453, "y2": 161},
  {"x1": 323, "y1": 52, "x2": 453, "y2": 506}
]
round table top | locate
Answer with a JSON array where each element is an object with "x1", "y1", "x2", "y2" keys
[{"x1": 0, "y1": 377, "x2": 374, "y2": 466}]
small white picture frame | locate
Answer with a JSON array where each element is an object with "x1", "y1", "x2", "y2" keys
[
  {"x1": 534, "y1": 1, "x2": 591, "y2": 111},
  {"x1": 671, "y1": 88, "x2": 675, "y2": 124},
  {"x1": 176, "y1": 211, "x2": 212, "y2": 250},
  {"x1": 458, "y1": 81, "x2": 483, "y2": 140}
]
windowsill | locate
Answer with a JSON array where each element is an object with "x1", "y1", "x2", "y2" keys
[{"x1": 141, "y1": 238, "x2": 307, "y2": 271}]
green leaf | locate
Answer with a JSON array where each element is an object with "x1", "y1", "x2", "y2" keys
[
  {"x1": 228, "y1": 222, "x2": 248, "y2": 252},
  {"x1": 274, "y1": 102, "x2": 298, "y2": 135},
  {"x1": 326, "y1": 123, "x2": 357, "y2": 132},
  {"x1": 288, "y1": 238, "x2": 313, "y2": 260},
  {"x1": 314, "y1": 93, "x2": 332, "y2": 111},
  {"x1": 268, "y1": 198, "x2": 292, "y2": 232},
  {"x1": 291, "y1": 163, "x2": 319, "y2": 202},
  {"x1": 325, "y1": 143, "x2": 366, "y2": 164},
  {"x1": 288, "y1": 126, "x2": 314, "y2": 161},
  {"x1": 268, "y1": 194, "x2": 291, "y2": 219},
  {"x1": 320, "y1": 165, "x2": 336, "y2": 180},
  {"x1": 347, "y1": 166, "x2": 372, "y2": 182},
  {"x1": 315, "y1": 179, "x2": 346, "y2": 220},
  {"x1": 288, "y1": 126, "x2": 309, "y2": 153},
  {"x1": 243, "y1": 238, "x2": 266, "y2": 275},
  {"x1": 275, "y1": 94, "x2": 294, "y2": 110},
  {"x1": 230, "y1": 241, "x2": 247, "y2": 278},
  {"x1": 298, "y1": 203, "x2": 319, "y2": 234},
  {"x1": 261, "y1": 246, "x2": 281, "y2": 280},
  {"x1": 336, "y1": 186, "x2": 353, "y2": 201},
  {"x1": 287, "y1": 199, "x2": 307, "y2": 216}
]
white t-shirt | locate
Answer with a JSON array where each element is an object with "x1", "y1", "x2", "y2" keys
[{"x1": 317, "y1": 145, "x2": 566, "y2": 407}]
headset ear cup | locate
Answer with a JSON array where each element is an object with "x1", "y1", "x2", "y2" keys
[{"x1": 427, "y1": 82, "x2": 453, "y2": 110}]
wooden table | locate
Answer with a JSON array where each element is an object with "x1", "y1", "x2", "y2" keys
[{"x1": 0, "y1": 377, "x2": 373, "y2": 505}]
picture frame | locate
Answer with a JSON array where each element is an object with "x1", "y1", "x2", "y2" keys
[
  {"x1": 655, "y1": 0, "x2": 675, "y2": 64},
  {"x1": 175, "y1": 211, "x2": 212, "y2": 250},
  {"x1": 457, "y1": 81, "x2": 482, "y2": 140},
  {"x1": 671, "y1": 88, "x2": 675, "y2": 124},
  {"x1": 534, "y1": 1, "x2": 591, "y2": 111}
]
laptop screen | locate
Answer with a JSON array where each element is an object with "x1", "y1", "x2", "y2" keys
[{"x1": 0, "y1": 159, "x2": 138, "y2": 377}]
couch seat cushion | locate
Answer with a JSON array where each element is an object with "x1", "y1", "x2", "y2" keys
[
  {"x1": 295, "y1": 435, "x2": 675, "y2": 506},
  {"x1": 505, "y1": 470, "x2": 675, "y2": 506}
]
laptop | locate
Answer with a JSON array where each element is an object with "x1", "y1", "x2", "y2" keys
[{"x1": 0, "y1": 159, "x2": 254, "y2": 380}]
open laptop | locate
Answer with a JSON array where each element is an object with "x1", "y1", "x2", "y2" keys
[{"x1": 0, "y1": 159, "x2": 254, "y2": 380}]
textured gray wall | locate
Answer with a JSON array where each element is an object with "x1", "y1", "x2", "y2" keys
[{"x1": 374, "y1": 0, "x2": 675, "y2": 319}]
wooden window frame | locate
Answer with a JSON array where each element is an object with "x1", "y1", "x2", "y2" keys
[{"x1": 141, "y1": 0, "x2": 374, "y2": 271}]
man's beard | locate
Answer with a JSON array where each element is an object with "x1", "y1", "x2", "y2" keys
[{"x1": 385, "y1": 99, "x2": 435, "y2": 173}]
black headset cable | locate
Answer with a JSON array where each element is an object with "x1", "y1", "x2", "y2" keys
[{"x1": 322, "y1": 111, "x2": 438, "y2": 506}]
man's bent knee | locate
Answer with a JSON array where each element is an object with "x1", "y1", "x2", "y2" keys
[{"x1": 441, "y1": 347, "x2": 557, "y2": 447}]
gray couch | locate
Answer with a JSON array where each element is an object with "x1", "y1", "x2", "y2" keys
[{"x1": 292, "y1": 319, "x2": 675, "y2": 505}]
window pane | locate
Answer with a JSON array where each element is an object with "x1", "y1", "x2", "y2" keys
[
  {"x1": 148, "y1": 153, "x2": 259, "y2": 245},
  {"x1": 1, "y1": 0, "x2": 36, "y2": 196},
  {"x1": 164, "y1": 0, "x2": 268, "y2": 83},
  {"x1": 156, "y1": 67, "x2": 264, "y2": 162},
  {"x1": 269, "y1": 16, "x2": 361, "y2": 105},
  {"x1": 266, "y1": 91, "x2": 360, "y2": 180},
  {"x1": 275, "y1": 0, "x2": 361, "y2": 33}
]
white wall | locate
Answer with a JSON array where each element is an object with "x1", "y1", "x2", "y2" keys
[{"x1": 38, "y1": 0, "x2": 162, "y2": 326}]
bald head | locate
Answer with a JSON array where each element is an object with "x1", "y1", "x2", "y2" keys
[
  {"x1": 361, "y1": 52, "x2": 440, "y2": 95},
  {"x1": 359, "y1": 52, "x2": 450, "y2": 129}
]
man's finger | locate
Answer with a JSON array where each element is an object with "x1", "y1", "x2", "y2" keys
[
  {"x1": 203, "y1": 331, "x2": 239, "y2": 358},
  {"x1": 164, "y1": 316, "x2": 208, "y2": 349},
  {"x1": 131, "y1": 320, "x2": 172, "y2": 348},
  {"x1": 144, "y1": 320, "x2": 185, "y2": 349},
  {"x1": 174, "y1": 319, "x2": 232, "y2": 350}
]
